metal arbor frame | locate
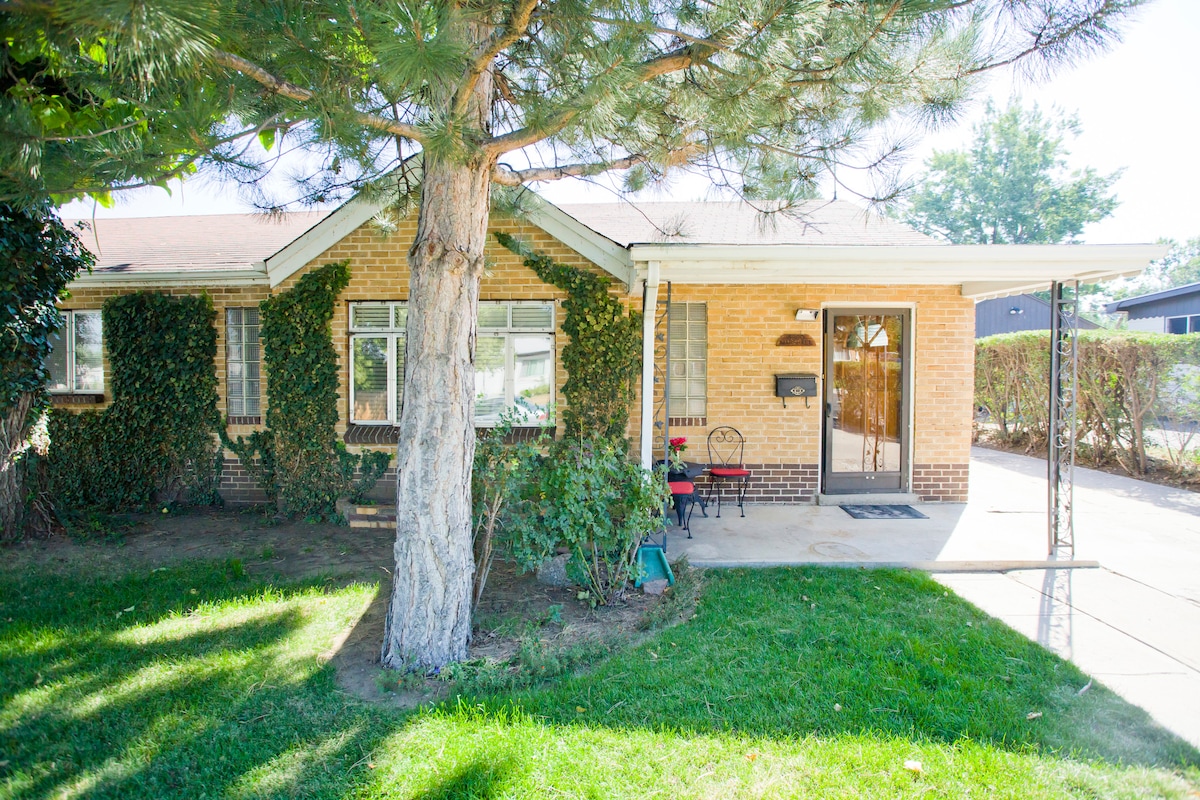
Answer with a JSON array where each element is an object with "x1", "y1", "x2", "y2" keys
[{"x1": 1047, "y1": 280, "x2": 1079, "y2": 560}]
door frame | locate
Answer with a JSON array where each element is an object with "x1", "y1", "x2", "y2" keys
[{"x1": 821, "y1": 306, "x2": 914, "y2": 494}]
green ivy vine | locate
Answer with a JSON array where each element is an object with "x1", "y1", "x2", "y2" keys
[
  {"x1": 48, "y1": 292, "x2": 222, "y2": 510},
  {"x1": 224, "y1": 260, "x2": 389, "y2": 516},
  {"x1": 495, "y1": 232, "x2": 642, "y2": 441}
]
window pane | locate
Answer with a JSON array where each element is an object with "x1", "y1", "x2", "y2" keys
[
  {"x1": 474, "y1": 336, "x2": 506, "y2": 425},
  {"x1": 1168, "y1": 317, "x2": 1188, "y2": 334},
  {"x1": 395, "y1": 335, "x2": 406, "y2": 416},
  {"x1": 244, "y1": 308, "x2": 259, "y2": 326},
  {"x1": 687, "y1": 398, "x2": 706, "y2": 416},
  {"x1": 393, "y1": 306, "x2": 408, "y2": 330},
  {"x1": 353, "y1": 337, "x2": 390, "y2": 421},
  {"x1": 45, "y1": 327, "x2": 68, "y2": 391},
  {"x1": 245, "y1": 396, "x2": 260, "y2": 417},
  {"x1": 229, "y1": 396, "x2": 244, "y2": 416},
  {"x1": 512, "y1": 335, "x2": 552, "y2": 424},
  {"x1": 352, "y1": 304, "x2": 391, "y2": 329},
  {"x1": 666, "y1": 302, "x2": 705, "y2": 421},
  {"x1": 74, "y1": 312, "x2": 103, "y2": 391},
  {"x1": 478, "y1": 305, "x2": 508, "y2": 328},
  {"x1": 511, "y1": 304, "x2": 552, "y2": 329},
  {"x1": 227, "y1": 307, "x2": 243, "y2": 326}
]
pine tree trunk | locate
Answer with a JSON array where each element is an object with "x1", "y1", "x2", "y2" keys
[
  {"x1": 0, "y1": 392, "x2": 36, "y2": 542},
  {"x1": 380, "y1": 153, "x2": 494, "y2": 669}
]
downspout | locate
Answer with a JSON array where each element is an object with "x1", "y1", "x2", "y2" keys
[{"x1": 639, "y1": 261, "x2": 660, "y2": 469}]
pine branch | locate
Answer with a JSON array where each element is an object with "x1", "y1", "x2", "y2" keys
[
  {"x1": 210, "y1": 51, "x2": 426, "y2": 144},
  {"x1": 453, "y1": 0, "x2": 541, "y2": 118},
  {"x1": 492, "y1": 154, "x2": 645, "y2": 185},
  {"x1": 484, "y1": 44, "x2": 715, "y2": 155}
]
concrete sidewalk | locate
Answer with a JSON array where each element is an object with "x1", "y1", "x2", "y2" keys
[{"x1": 674, "y1": 447, "x2": 1200, "y2": 747}]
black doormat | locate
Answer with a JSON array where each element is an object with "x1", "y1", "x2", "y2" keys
[{"x1": 840, "y1": 504, "x2": 928, "y2": 520}]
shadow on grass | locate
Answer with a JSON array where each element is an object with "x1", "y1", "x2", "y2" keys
[
  {"x1": 465, "y1": 567, "x2": 1200, "y2": 770},
  {"x1": 0, "y1": 564, "x2": 393, "y2": 800}
]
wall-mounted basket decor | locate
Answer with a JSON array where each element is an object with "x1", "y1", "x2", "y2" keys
[{"x1": 776, "y1": 333, "x2": 815, "y2": 347}]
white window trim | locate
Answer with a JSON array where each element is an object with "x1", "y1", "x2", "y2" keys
[
  {"x1": 1166, "y1": 314, "x2": 1200, "y2": 334},
  {"x1": 48, "y1": 310, "x2": 103, "y2": 394},
  {"x1": 348, "y1": 301, "x2": 555, "y2": 427}
]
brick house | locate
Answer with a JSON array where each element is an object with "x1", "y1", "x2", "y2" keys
[{"x1": 57, "y1": 195, "x2": 1160, "y2": 504}]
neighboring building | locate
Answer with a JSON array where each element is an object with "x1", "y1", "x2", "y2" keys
[
  {"x1": 1105, "y1": 282, "x2": 1200, "y2": 334},
  {"x1": 57, "y1": 196, "x2": 1162, "y2": 505},
  {"x1": 975, "y1": 293, "x2": 1101, "y2": 338}
]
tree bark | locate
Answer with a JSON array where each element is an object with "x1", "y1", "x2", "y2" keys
[
  {"x1": 380, "y1": 149, "x2": 495, "y2": 669},
  {"x1": 0, "y1": 392, "x2": 36, "y2": 542}
]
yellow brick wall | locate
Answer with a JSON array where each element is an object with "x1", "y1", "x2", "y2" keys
[
  {"x1": 55, "y1": 284, "x2": 273, "y2": 440},
  {"x1": 629, "y1": 283, "x2": 975, "y2": 500}
]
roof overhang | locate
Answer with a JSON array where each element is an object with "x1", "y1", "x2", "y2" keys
[
  {"x1": 69, "y1": 267, "x2": 269, "y2": 288},
  {"x1": 628, "y1": 243, "x2": 1168, "y2": 299},
  {"x1": 264, "y1": 180, "x2": 634, "y2": 289}
]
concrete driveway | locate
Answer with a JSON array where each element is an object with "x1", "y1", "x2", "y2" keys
[{"x1": 674, "y1": 446, "x2": 1200, "y2": 748}]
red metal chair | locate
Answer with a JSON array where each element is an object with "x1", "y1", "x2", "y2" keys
[
  {"x1": 668, "y1": 480, "x2": 697, "y2": 538},
  {"x1": 706, "y1": 426, "x2": 751, "y2": 518}
]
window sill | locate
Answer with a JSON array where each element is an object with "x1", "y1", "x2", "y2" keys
[
  {"x1": 344, "y1": 424, "x2": 552, "y2": 446},
  {"x1": 668, "y1": 416, "x2": 707, "y2": 428},
  {"x1": 50, "y1": 393, "x2": 105, "y2": 406},
  {"x1": 227, "y1": 416, "x2": 262, "y2": 426}
]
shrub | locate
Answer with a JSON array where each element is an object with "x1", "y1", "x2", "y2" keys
[
  {"x1": 505, "y1": 437, "x2": 671, "y2": 606},
  {"x1": 975, "y1": 330, "x2": 1200, "y2": 475}
]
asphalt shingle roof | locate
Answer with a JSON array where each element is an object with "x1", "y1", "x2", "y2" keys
[
  {"x1": 556, "y1": 199, "x2": 938, "y2": 247},
  {"x1": 63, "y1": 212, "x2": 327, "y2": 274}
]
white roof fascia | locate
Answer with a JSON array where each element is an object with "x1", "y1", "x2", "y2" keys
[
  {"x1": 265, "y1": 196, "x2": 385, "y2": 288},
  {"x1": 263, "y1": 185, "x2": 634, "y2": 290},
  {"x1": 522, "y1": 198, "x2": 634, "y2": 287},
  {"x1": 69, "y1": 268, "x2": 269, "y2": 288},
  {"x1": 627, "y1": 244, "x2": 1167, "y2": 294}
]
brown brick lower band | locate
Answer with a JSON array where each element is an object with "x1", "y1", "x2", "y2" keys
[{"x1": 911, "y1": 463, "x2": 970, "y2": 502}]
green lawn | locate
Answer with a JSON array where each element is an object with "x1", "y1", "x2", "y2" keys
[{"x1": 1, "y1": 559, "x2": 1197, "y2": 799}]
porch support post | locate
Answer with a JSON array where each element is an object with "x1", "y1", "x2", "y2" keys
[
  {"x1": 639, "y1": 261, "x2": 661, "y2": 469},
  {"x1": 1047, "y1": 280, "x2": 1079, "y2": 559}
]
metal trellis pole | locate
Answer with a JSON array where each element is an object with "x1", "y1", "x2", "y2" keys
[{"x1": 1047, "y1": 280, "x2": 1079, "y2": 560}]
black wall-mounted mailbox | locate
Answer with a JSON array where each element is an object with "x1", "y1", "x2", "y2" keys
[{"x1": 775, "y1": 373, "x2": 818, "y2": 398}]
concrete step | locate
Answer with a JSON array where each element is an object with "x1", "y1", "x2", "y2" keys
[{"x1": 816, "y1": 492, "x2": 923, "y2": 506}]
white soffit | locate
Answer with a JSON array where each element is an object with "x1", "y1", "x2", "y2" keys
[
  {"x1": 70, "y1": 268, "x2": 269, "y2": 288},
  {"x1": 627, "y1": 243, "x2": 1168, "y2": 298}
]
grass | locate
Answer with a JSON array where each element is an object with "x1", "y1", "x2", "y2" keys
[{"x1": 1, "y1": 559, "x2": 1197, "y2": 799}]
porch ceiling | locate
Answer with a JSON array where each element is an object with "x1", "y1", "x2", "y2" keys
[{"x1": 629, "y1": 243, "x2": 1169, "y2": 300}]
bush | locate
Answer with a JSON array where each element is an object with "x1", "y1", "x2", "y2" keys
[
  {"x1": 505, "y1": 437, "x2": 671, "y2": 606},
  {"x1": 976, "y1": 330, "x2": 1200, "y2": 476}
]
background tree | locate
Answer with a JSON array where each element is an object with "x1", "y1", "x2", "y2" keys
[
  {"x1": 0, "y1": 202, "x2": 93, "y2": 541},
  {"x1": 2, "y1": 0, "x2": 1144, "y2": 668},
  {"x1": 900, "y1": 100, "x2": 1120, "y2": 244}
]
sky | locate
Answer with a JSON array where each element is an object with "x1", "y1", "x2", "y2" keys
[{"x1": 60, "y1": 0, "x2": 1199, "y2": 246}]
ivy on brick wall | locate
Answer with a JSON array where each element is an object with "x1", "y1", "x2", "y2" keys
[
  {"x1": 48, "y1": 292, "x2": 222, "y2": 510},
  {"x1": 225, "y1": 261, "x2": 389, "y2": 516},
  {"x1": 495, "y1": 232, "x2": 641, "y2": 441}
]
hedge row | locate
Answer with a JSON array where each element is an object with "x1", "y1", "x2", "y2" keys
[{"x1": 976, "y1": 330, "x2": 1200, "y2": 476}]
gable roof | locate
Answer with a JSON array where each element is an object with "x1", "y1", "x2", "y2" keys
[
  {"x1": 1105, "y1": 282, "x2": 1200, "y2": 313},
  {"x1": 559, "y1": 200, "x2": 936, "y2": 247},
  {"x1": 63, "y1": 194, "x2": 1166, "y2": 298},
  {"x1": 62, "y1": 212, "x2": 326, "y2": 284}
]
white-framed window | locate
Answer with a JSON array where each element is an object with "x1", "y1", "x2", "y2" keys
[
  {"x1": 46, "y1": 310, "x2": 104, "y2": 394},
  {"x1": 1167, "y1": 315, "x2": 1200, "y2": 334},
  {"x1": 668, "y1": 302, "x2": 707, "y2": 418},
  {"x1": 349, "y1": 301, "x2": 555, "y2": 427},
  {"x1": 226, "y1": 308, "x2": 262, "y2": 418}
]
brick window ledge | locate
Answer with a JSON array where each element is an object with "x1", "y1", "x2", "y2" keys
[
  {"x1": 50, "y1": 393, "x2": 104, "y2": 406},
  {"x1": 344, "y1": 424, "x2": 550, "y2": 446},
  {"x1": 227, "y1": 416, "x2": 262, "y2": 426}
]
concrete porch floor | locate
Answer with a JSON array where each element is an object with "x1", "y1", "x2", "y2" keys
[{"x1": 672, "y1": 446, "x2": 1200, "y2": 748}]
